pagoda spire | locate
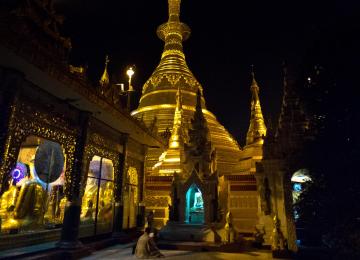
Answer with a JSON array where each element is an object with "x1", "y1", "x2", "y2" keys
[
  {"x1": 246, "y1": 69, "x2": 267, "y2": 145},
  {"x1": 169, "y1": 87, "x2": 185, "y2": 148},
  {"x1": 152, "y1": 87, "x2": 185, "y2": 175},
  {"x1": 137, "y1": 0, "x2": 198, "y2": 96},
  {"x1": 168, "y1": 0, "x2": 181, "y2": 22},
  {"x1": 99, "y1": 55, "x2": 110, "y2": 88},
  {"x1": 157, "y1": 0, "x2": 191, "y2": 59},
  {"x1": 188, "y1": 89, "x2": 210, "y2": 155}
]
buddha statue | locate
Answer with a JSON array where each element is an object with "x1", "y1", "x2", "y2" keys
[
  {"x1": 225, "y1": 211, "x2": 233, "y2": 243},
  {"x1": 193, "y1": 191, "x2": 203, "y2": 209},
  {"x1": 1, "y1": 178, "x2": 46, "y2": 232},
  {"x1": 97, "y1": 182, "x2": 114, "y2": 223},
  {"x1": 0, "y1": 163, "x2": 29, "y2": 232},
  {"x1": 43, "y1": 170, "x2": 66, "y2": 225},
  {"x1": 81, "y1": 200, "x2": 94, "y2": 224},
  {"x1": 81, "y1": 178, "x2": 97, "y2": 223},
  {"x1": 0, "y1": 182, "x2": 18, "y2": 222},
  {"x1": 0, "y1": 163, "x2": 29, "y2": 222},
  {"x1": 44, "y1": 184, "x2": 65, "y2": 225}
]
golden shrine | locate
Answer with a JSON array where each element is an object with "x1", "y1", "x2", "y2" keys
[{"x1": 132, "y1": 0, "x2": 269, "y2": 242}]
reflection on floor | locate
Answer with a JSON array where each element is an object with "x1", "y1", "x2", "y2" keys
[{"x1": 81, "y1": 242, "x2": 273, "y2": 260}]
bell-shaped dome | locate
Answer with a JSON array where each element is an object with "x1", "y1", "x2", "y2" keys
[{"x1": 131, "y1": 0, "x2": 240, "y2": 174}]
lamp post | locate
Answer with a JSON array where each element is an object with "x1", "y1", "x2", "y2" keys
[
  {"x1": 115, "y1": 66, "x2": 135, "y2": 112},
  {"x1": 126, "y1": 66, "x2": 135, "y2": 111}
]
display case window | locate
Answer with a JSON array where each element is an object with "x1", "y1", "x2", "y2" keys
[
  {"x1": 80, "y1": 156, "x2": 114, "y2": 236},
  {"x1": 0, "y1": 136, "x2": 66, "y2": 234}
]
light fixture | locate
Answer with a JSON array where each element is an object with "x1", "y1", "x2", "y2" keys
[{"x1": 126, "y1": 66, "x2": 135, "y2": 92}]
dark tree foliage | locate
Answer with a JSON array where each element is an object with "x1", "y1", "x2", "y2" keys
[{"x1": 294, "y1": 29, "x2": 360, "y2": 257}]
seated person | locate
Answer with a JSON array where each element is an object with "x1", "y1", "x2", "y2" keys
[{"x1": 134, "y1": 227, "x2": 164, "y2": 259}]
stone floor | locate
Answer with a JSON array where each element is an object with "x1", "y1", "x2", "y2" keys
[{"x1": 81, "y1": 242, "x2": 274, "y2": 260}]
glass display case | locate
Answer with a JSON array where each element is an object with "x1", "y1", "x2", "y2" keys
[
  {"x1": 0, "y1": 136, "x2": 66, "y2": 234},
  {"x1": 80, "y1": 156, "x2": 114, "y2": 236}
]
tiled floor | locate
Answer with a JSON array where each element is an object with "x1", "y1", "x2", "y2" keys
[
  {"x1": 81, "y1": 242, "x2": 273, "y2": 260},
  {"x1": 0, "y1": 241, "x2": 57, "y2": 259}
]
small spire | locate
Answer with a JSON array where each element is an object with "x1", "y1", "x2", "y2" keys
[
  {"x1": 99, "y1": 55, "x2": 110, "y2": 87},
  {"x1": 169, "y1": 87, "x2": 184, "y2": 149},
  {"x1": 152, "y1": 87, "x2": 185, "y2": 176},
  {"x1": 246, "y1": 69, "x2": 267, "y2": 145},
  {"x1": 191, "y1": 88, "x2": 207, "y2": 129},
  {"x1": 250, "y1": 64, "x2": 259, "y2": 92},
  {"x1": 175, "y1": 86, "x2": 183, "y2": 111},
  {"x1": 188, "y1": 88, "x2": 209, "y2": 155},
  {"x1": 168, "y1": 0, "x2": 181, "y2": 22}
]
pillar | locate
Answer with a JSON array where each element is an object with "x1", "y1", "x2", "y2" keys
[
  {"x1": 112, "y1": 134, "x2": 128, "y2": 237},
  {"x1": 57, "y1": 112, "x2": 90, "y2": 249},
  {"x1": 136, "y1": 146, "x2": 146, "y2": 228}
]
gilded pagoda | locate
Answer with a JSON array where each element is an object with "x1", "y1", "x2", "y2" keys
[
  {"x1": 131, "y1": 0, "x2": 240, "y2": 177},
  {"x1": 131, "y1": 0, "x2": 268, "y2": 239}
]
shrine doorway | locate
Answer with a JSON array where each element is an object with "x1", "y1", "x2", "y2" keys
[{"x1": 185, "y1": 183, "x2": 204, "y2": 224}]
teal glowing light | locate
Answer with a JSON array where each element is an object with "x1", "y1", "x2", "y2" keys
[{"x1": 185, "y1": 184, "x2": 204, "y2": 224}]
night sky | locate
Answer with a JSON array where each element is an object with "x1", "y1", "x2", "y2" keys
[{"x1": 54, "y1": 0, "x2": 356, "y2": 146}]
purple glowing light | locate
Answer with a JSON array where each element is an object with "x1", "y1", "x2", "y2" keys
[{"x1": 11, "y1": 163, "x2": 27, "y2": 183}]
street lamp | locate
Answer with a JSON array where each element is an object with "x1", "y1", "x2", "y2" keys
[
  {"x1": 126, "y1": 66, "x2": 135, "y2": 92},
  {"x1": 116, "y1": 65, "x2": 135, "y2": 112},
  {"x1": 126, "y1": 66, "x2": 135, "y2": 111}
]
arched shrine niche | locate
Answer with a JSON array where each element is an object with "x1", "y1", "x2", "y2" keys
[{"x1": 185, "y1": 183, "x2": 204, "y2": 224}]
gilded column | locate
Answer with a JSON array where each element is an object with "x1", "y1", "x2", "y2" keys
[
  {"x1": 112, "y1": 134, "x2": 128, "y2": 237},
  {"x1": 57, "y1": 111, "x2": 91, "y2": 249}
]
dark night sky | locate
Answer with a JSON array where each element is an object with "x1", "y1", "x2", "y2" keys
[{"x1": 54, "y1": 0, "x2": 357, "y2": 146}]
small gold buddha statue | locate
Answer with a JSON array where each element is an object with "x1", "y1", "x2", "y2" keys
[
  {"x1": 1, "y1": 179, "x2": 46, "y2": 232},
  {"x1": 0, "y1": 183, "x2": 18, "y2": 222},
  {"x1": 1, "y1": 162, "x2": 48, "y2": 233},
  {"x1": 81, "y1": 178, "x2": 97, "y2": 223},
  {"x1": 97, "y1": 182, "x2": 114, "y2": 223}
]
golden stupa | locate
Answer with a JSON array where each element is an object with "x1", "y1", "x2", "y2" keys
[{"x1": 131, "y1": 0, "x2": 240, "y2": 175}]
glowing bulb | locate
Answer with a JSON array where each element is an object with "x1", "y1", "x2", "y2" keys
[{"x1": 126, "y1": 67, "x2": 135, "y2": 77}]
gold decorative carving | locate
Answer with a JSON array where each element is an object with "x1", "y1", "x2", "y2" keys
[
  {"x1": 128, "y1": 167, "x2": 138, "y2": 186},
  {"x1": 145, "y1": 190, "x2": 170, "y2": 197},
  {"x1": 0, "y1": 99, "x2": 77, "y2": 199},
  {"x1": 145, "y1": 196, "x2": 170, "y2": 207}
]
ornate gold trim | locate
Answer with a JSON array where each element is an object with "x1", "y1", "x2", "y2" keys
[
  {"x1": 131, "y1": 104, "x2": 216, "y2": 119},
  {"x1": 139, "y1": 88, "x2": 204, "y2": 103}
]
